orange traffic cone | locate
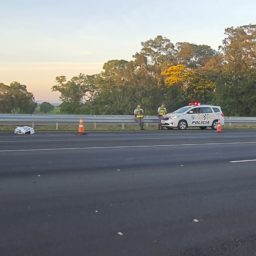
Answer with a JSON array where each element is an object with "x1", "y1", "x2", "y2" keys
[
  {"x1": 78, "y1": 118, "x2": 85, "y2": 135},
  {"x1": 217, "y1": 120, "x2": 222, "y2": 133}
]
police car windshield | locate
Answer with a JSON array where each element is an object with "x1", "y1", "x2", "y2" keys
[{"x1": 174, "y1": 106, "x2": 191, "y2": 114}]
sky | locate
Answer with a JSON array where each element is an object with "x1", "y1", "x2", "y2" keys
[{"x1": 0, "y1": 0, "x2": 256, "y2": 102}]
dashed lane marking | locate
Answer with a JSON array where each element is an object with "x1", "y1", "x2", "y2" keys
[{"x1": 230, "y1": 159, "x2": 256, "y2": 163}]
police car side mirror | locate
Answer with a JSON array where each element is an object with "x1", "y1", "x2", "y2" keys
[{"x1": 188, "y1": 110, "x2": 193, "y2": 114}]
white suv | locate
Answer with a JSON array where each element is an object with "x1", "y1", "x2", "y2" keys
[{"x1": 161, "y1": 104, "x2": 224, "y2": 130}]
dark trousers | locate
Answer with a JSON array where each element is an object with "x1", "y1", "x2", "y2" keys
[
  {"x1": 136, "y1": 117, "x2": 144, "y2": 130},
  {"x1": 158, "y1": 115, "x2": 164, "y2": 130}
]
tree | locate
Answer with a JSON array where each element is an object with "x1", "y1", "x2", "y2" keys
[
  {"x1": 185, "y1": 72, "x2": 216, "y2": 103},
  {"x1": 139, "y1": 35, "x2": 176, "y2": 66},
  {"x1": 175, "y1": 42, "x2": 218, "y2": 68},
  {"x1": 52, "y1": 73, "x2": 97, "y2": 113},
  {"x1": 86, "y1": 54, "x2": 169, "y2": 115},
  {"x1": 216, "y1": 24, "x2": 256, "y2": 115},
  {"x1": 215, "y1": 72, "x2": 256, "y2": 116},
  {"x1": 0, "y1": 83, "x2": 9, "y2": 113},
  {"x1": 220, "y1": 24, "x2": 256, "y2": 74},
  {"x1": 0, "y1": 82, "x2": 37, "y2": 113},
  {"x1": 161, "y1": 64, "x2": 193, "y2": 87},
  {"x1": 101, "y1": 59, "x2": 130, "y2": 86},
  {"x1": 161, "y1": 64, "x2": 215, "y2": 103},
  {"x1": 39, "y1": 102, "x2": 54, "y2": 113}
]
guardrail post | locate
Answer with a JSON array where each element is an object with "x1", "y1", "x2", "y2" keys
[
  {"x1": 122, "y1": 123, "x2": 125, "y2": 130},
  {"x1": 56, "y1": 122, "x2": 59, "y2": 130},
  {"x1": 94, "y1": 115, "x2": 97, "y2": 129},
  {"x1": 32, "y1": 122, "x2": 35, "y2": 129}
]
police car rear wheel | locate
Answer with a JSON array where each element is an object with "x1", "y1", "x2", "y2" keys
[
  {"x1": 211, "y1": 120, "x2": 218, "y2": 130},
  {"x1": 178, "y1": 120, "x2": 187, "y2": 130}
]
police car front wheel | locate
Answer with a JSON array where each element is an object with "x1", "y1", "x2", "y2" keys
[{"x1": 178, "y1": 120, "x2": 188, "y2": 130}]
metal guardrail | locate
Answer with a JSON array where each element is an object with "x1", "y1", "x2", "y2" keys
[
  {"x1": 0, "y1": 114, "x2": 158, "y2": 123},
  {"x1": 224, "y1": 116, "x2": 256, "y2": 124},
  {"x1": 0, "y1": 114, "x2": 256, "y2": 130},
  {"x1": 0, "y1": 114, "x2": 159, "y2": 130}
]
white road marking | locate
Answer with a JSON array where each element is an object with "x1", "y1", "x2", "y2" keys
[
  {"x1": 0, "y1": 141, "x2": 255, "y2": 153},
  {"x1": 230, "y1": 159, "x2": 256, "y2": 163}
]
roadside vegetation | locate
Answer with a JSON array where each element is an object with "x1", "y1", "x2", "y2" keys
[{"x1": 1, "y1": 24, "x2": 256, "y2": 116}]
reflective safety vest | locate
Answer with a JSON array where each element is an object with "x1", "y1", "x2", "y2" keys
[
  {"x1": 135, "y1": 109, "x2": 144, "y2": 118},
  {"x1": 158, "y1": 107, "x2": 167, "y2": 116},
  {"x1": 137, "y1": 114, "x2": 144, "y2": 118}
]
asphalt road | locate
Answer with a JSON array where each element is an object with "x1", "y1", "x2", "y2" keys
[{"x1": 0, "y1": 129, "x2": 256, "y2": 256}]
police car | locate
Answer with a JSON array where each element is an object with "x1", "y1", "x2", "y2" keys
[{"x1": 161, "y1": 102, "x2": 224, "y2": 130}]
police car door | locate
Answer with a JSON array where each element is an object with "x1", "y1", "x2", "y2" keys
[
  {"x1": 200, "y1": 106, "x2": 214, "y2": 126},
  {"x1": 193, "y1": 107, "x2": 212, "y2": 126},
  {"x1": 186, "y1": 107, "x2": 200, "y2": 127}
]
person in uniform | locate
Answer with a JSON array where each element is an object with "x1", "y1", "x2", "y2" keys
[
  {"x1": 134, "y1": 105, "x2": 144, "y2": 130},
  {"x1": 157, "y1": 103, "x2": 167, "y2": 130}
]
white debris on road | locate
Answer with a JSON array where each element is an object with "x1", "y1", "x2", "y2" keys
[{"x1": 14, "y1": 126, "x2": 35, "y2": 135}]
